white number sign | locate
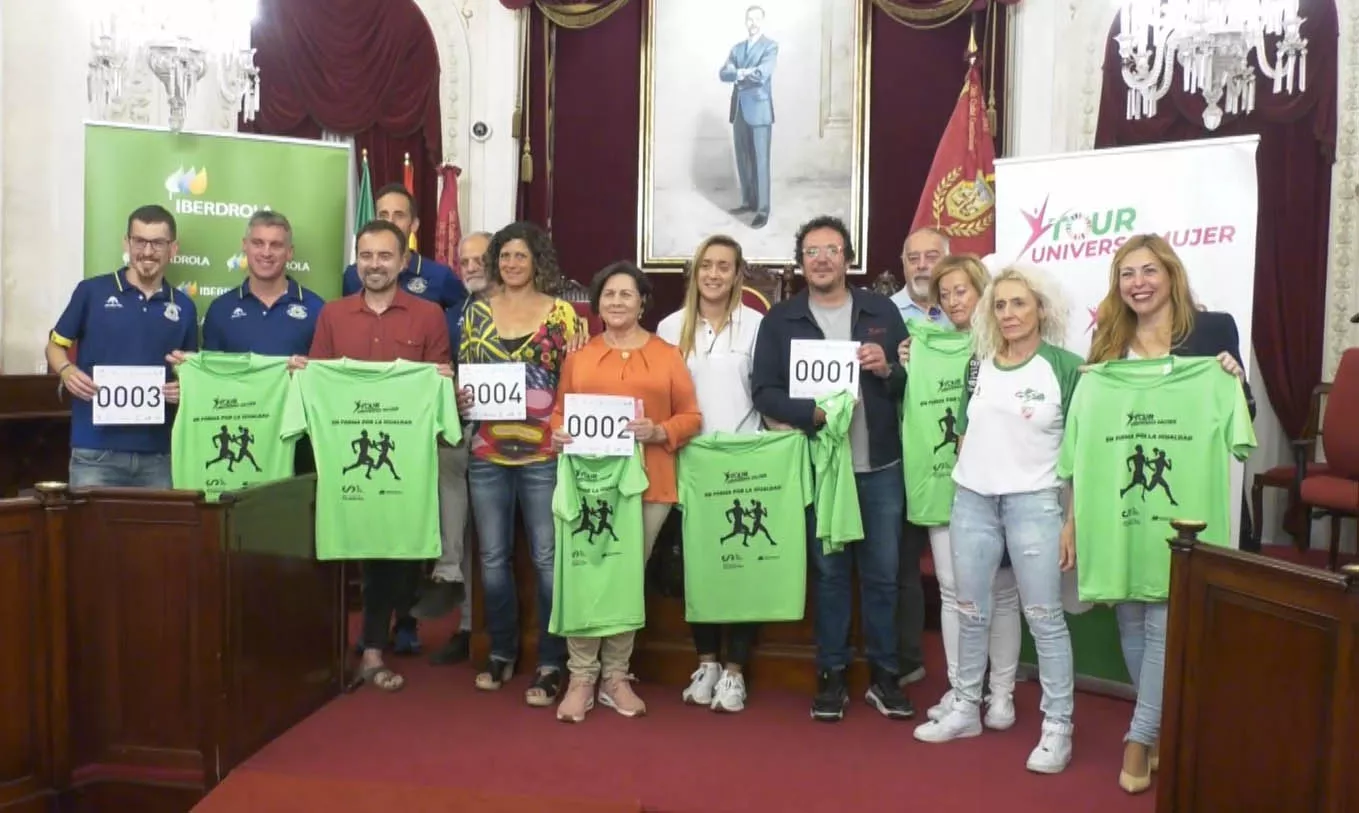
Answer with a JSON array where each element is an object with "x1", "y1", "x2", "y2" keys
[
  {"x1": 789, "y1": 340, "x2": 860, "y2": 399},
  {"x1": 563, "y1": 394, "x2": 638, "y2": 457},
  {"x1": 458, "y1": 363, "x2": 527, "y2": 420},
  {"x1": 92, "y1": 365, "x2": 166, "y2": 425}
]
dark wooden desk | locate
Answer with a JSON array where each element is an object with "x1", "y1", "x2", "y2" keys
[
  {"x1": 0, "y1": 375, "x2": 70, "y2": 497},
  {"x1": 0, "y1": 478, "x2": 345, "y2": 813},
  {"x1": 1159, "y1": 522, "x2": 1359, "y2": 812}
]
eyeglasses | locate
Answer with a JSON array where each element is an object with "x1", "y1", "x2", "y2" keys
[
  {"x1": 128, "y1": 237, "x2": 172, "y2": 253},
  {"x1": 801, "y1": 246, "x2": 843, "y2": 259}
]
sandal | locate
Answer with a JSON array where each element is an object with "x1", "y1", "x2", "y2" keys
[
  {"x1": 525, "y1": 668, "x2": 563, "y2": 707},
  {"x1": 356, "y1": 664, "x2": 405, "y2": 692},
  {"x1": 474, "y1": 657, "x2": 515, "y2": 691}
]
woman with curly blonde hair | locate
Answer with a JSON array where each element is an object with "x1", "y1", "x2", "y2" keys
[{"x1": 913, "y1": 264, "x2": 1080, "y2": 776}]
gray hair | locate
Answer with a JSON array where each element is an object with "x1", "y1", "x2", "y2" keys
[
  {"x1": 905, "y1": 226, "x2": 950, "y2": 255},
  {"x1": 459, "y1": 231, "x2": 492, "y2": 251},
  {"x1": 970, "y1": 263, "x2": 1070, "y2": 360},
  {"x1": 245, "y1": 210, "x2": 293, "y2": 245}
]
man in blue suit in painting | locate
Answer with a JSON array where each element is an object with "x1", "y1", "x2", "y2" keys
[{"x1": 720, "y1": 4, "x2": 778, "y2": 229}]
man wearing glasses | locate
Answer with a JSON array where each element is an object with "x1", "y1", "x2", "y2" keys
[
  {"x1": 750, "y1": 215, "x2": 914, "y2": 722},
  {"x1": 46, "y1": 204, "x2": 199, "y2": 488}
]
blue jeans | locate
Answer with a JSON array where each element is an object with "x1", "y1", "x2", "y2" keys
[
  {"x1": 809, "y1": 462, "x2": 903, "y2": 674},
  {"x1": 1115, "y1": 601, "x2": 1167, "y2": 746},
  {"x1": 468, "y1": 458, "x2": 565, "y2": 671},
  {"x1": 951, "y1": 485, "x2": 1074, "y2": 725},
  {"x1": 69, "y1": 448, "x2": 171, "y2": 489}
]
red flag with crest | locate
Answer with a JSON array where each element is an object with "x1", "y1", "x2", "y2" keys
[
  {"x1": 910, "y1": 57, "x2": 996, "y2": 256},
  {"x1": 435, "y1": 165, "x2": 464, "y2": 276}
]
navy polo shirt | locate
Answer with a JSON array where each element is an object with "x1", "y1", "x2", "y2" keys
[
  {"x1": 202, "y1": 277, "x2": 325, "y2": 356},
  {"x1": 50, "y1": 268, "x2": 199, "y2": 454},
  {"x1": 342, "y1": 253, "x2": 467, "y2": 314}
]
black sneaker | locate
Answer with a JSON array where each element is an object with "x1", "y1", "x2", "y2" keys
[
  {"x1": 811, "y1": 668, "x2": 849, "y2": 722},
  {"x1": 429, "y1": 631, "x2": 471, "y2": 666},
  {"x1": 866, "y1": 667, "x2": 915, "y2": 719}
]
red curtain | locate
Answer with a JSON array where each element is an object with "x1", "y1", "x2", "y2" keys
[
  {"x1": 244, "y1": 0, "x2": 444, "y2": 253},
  {"x1": 1093, "y1": 0, "x2": 1338, "y2": 439},
  {"x1": 512, "y1": 0, "x2": 1011, "y2": 325}
]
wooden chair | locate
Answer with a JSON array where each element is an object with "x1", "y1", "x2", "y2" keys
[
  {"x1": 871, "y1": 269, "x2": 901, "y2": 297},
  {"x1": 559, "y1": 277, "x2": 601, "y2": 335},
  {"x1": 1297, "y1": 348, "x2": 1359, "y2": 570},
  {"x1": 1252, "y1": 383, "x2": 1330, "y2": 552}
]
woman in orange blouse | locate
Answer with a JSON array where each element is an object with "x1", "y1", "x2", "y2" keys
[{"x1": 550, "y1": 261, "x2": 702, "y2": 722}]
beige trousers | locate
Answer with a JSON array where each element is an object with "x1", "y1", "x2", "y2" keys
[{"x1": 566, "y1": 501, "x2": 672, "y2": 681}]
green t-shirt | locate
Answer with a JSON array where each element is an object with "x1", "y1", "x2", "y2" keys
[
  {"x1": 677, "y1": 431, "x2": 812, "y2": 623},
  {"x1": 902, "y1": 319, "x2": 973, "y2": 525},
  {"x1": 280, "y1": 359, "x2": 461, "y2": 560},
  {"x1": 548, "y1": 451, "x2": 650, "y2": 638},
  {"x1": 811, "y1": 389, "x2": 862, "y2": 554},
  {"x1": 171, "y1": 352, "x2": 296, "y2": 498},
  {"x1": 1057, "y1": 356, "x2": 1256, "y2": 602}
]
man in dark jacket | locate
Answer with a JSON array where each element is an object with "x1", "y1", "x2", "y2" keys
[{"x1": 751, "y1": 215, "x2": 914, "y2": 722}]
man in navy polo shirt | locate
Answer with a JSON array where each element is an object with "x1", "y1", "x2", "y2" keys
[
  {"x1": 202, "y1": 210, "x2": 324, "y2": 357},
  {"x1": 46, "y1": 204, "x2": 198, "y2": 489},
  {"x1": 343, "y1": 182, "x2": 467, "y2": 657}
]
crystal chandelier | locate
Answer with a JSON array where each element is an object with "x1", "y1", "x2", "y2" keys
[
  {"x1": 88, "y1": 0, "x2": 261, "y2": 131},
  {"x1": 1114, "y1": 1, "x2": 1308, "y2": 130}
]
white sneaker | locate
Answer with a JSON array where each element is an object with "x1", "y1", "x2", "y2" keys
[
  {"x1": 682, "y1": 662, "x2": 720, "y2": 706},
  {"x1": 913, "y1": 702, "x2": 983, "y2": 743},
  {"x1": 710, "y1": 671, "x2": 746, "y2": 713},
  {"x1": 984, "y1": 693, "x2": 1016, "y2": 730},
  {"x1": 927, "y1": 689, "x2": 956, "y2": 722},
  {"x1": 1026, "y1": 719, "x2": 1074, "y2": 774}
]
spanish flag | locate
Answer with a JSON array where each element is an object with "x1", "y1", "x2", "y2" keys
[
  {"x1": 403, "y1": 153, "x2": 418, "y2": 252},
  {"x1": 910, "y1": 50, "x2": 997, "y2": 256}
]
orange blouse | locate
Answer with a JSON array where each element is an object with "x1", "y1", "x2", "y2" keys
[{"x1": 551, "y1": 334, "x2": 702, "y2": 503}]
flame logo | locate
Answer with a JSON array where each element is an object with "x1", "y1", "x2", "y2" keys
[
  {"x1": 165, "y1": 167, "x2": 209, "y2": 197},
  {"x1": 226, "y1": 253, "x2": 249, "y2": 273}
]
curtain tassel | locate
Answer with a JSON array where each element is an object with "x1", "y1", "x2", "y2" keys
[{"x1": 520, "y1": 140, "x2": 534, "y2": 184}]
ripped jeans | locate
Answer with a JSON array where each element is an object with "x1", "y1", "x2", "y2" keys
[{"x1": 950, "y1": 485, "x2": 1074, "y2": 726}]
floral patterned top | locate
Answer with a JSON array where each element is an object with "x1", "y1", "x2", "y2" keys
[{"x1": 458, "y1": 296, "x2": 580, "y2": 465}]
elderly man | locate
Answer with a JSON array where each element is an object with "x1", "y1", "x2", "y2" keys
[
  {"x1": 891, "y1": 227, "x2": 952, "y2": 327},
  {"x1": 413, "y1": 230, "x2": 493, "y2": 666}
]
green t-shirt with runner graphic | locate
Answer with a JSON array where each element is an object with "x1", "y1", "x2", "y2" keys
[
  {"x1": 549, "y1": 451, "x2": 650, "y2": 638},
  {"x1": 677, "y1": 431, "x2": 811, "y2": 623},
  {"x1": 811, "y1": 389, "x2": 862, "y2": 554},
  {"x1": 902, "y1": 319, "x2": 973, "y2": 526},
  {"x1": 280, "y1": 359, "x2": 461, "y2": 560},
  {"x1": 1057, "y1": 356, "x2": 1256, "y2": 602},
  {"x1": 172, "y1": 352, "x2": 296, "y2": 498}
]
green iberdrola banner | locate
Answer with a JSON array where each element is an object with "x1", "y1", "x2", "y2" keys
[{"x1": 83, "y1": 122, "x2": 351, "y2": 313}]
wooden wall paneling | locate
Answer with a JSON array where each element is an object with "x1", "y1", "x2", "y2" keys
[
  {"x1": 0, "y1": 375, "x2": 70, "y2": 498},
  {"x1": 0, "y1": 498, "x2": 55, "y2": 813}
]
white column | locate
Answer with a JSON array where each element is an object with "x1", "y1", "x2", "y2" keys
[
  {"x1": 466, "y1": 0, "x2": 526, "y2": 233},
  {"x1": 1, "y1": 0, "x2": 88, "y2": 374}
]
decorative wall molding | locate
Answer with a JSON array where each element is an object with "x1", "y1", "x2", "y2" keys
[
  {"x1": 1325, "y1": 2, "x2": 1358, "y2": 379},
  {"x1": 1076, "y1": 6, "x2": 1113, "y2": 151},
  {"x1": 413, "y1": 0, "x2": 473, "y2": 169}
]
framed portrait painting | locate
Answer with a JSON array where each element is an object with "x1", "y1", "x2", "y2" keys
[{"x1": 638, "y1": 0, "x2": 870, "y2": 270}]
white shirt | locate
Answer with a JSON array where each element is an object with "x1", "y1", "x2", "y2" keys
[
  {"x1": 951, "y1": 343, "x2": 1083, "y2": 496},
  {"x1": 657, "y1": 305, "x2": 764, "y2": 434}
]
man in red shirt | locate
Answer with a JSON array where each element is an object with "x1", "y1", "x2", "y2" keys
[{"x1": 306, "y1": 219, "x2": 451, "y2": 691}]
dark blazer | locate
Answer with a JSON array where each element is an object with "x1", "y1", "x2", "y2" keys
[
  {"x1": 751, "y1": 287, "x2": 908, "y2": 470},
  {"x1": 1163, "y1": 310, "x2": 1256, "y2": 419}
]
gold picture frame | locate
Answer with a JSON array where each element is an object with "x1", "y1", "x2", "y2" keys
[{"x1": 637, "y1": 0, "x2": 871, "y2": 271}]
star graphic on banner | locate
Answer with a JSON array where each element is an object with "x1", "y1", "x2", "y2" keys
[{"x1": 1085, "y1": 306, "x2": 1098, "y2": 333}]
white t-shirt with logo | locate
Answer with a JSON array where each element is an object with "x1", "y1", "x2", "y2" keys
[
  {"x1": 657, "y1": 305, "x2": 764, "y2": 434},
  {"x1": 952, "y1": 342, "x2": 1083, "y2": 496}
]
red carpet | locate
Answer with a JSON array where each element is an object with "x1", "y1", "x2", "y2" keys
[{"x1": 195, "y1": 618, "x2": 1157, "y2": 813}]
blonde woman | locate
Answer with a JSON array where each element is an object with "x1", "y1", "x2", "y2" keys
[
  {"x1": 658, "y1": 235, "x2": 764, "y2": 712},
  {"x1": 898, "y1": 255, "x2": 1021, "y2": 730},
  {"x1": 1086, "y1": 234, "x2": 1250, "y2": 793},
  {"x1": 913, "y1": 264, "x2": 1079, "y2": 776}
]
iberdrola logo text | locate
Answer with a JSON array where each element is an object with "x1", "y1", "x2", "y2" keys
[
  {"x1": 226, "y1": 252, "x2": 312, "y2": 274},
  {"x1": 164, "y1": 166, "x2": 270, "y2": 219},
  {"x1": 1017, "y1": 196, "x2": 1238, "y2": 264}
]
